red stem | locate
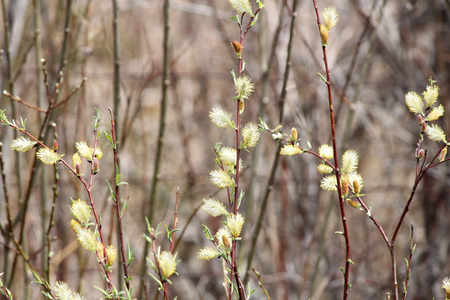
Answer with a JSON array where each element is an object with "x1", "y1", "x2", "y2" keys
[{"x1": 311, "y1": 1, "x2": 351, "y2": 298}]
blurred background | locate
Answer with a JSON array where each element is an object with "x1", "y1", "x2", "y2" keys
[{"x1": 0, "y1": 0, "x2": 449, "y2": 299}]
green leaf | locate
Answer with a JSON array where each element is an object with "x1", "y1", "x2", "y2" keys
[
  {"x1": 148, "y1": 273, "x2": 164, "y2": 290},
  {"x1": 145, "y1": 217, "x2": 152, "y2": 234},
  {"x1": 231, "y1": 69, "x2": 237, "y2": 84},
  {"x1": 202, "y1": 224, "x2": 214, "y2": 241},
  {"x1": 92, "y1": 107, "x2": 101, "y2": 129},
  {"x1": 115, "y1": 172, "x2": 121, "y2": 185},
  {"x1": 142, "y1": 233, "x2": 153, "y2": 244},
  {"x1": 0, "y1": 109, "x2": 10, "y2": 124},
  {"x1": 104, "y1": 131, "x2": 115, "y2": 148},
  {"x1": 257, "y1": 0, "x2": 265, "y2": 9},
  {"x1": 166, "y1": 226, "x2": 180, "y2": 242},
  {"x1": 154, "y1": 222, "x2": 162, "y2": 238},
  {"x1": 105, "y1": 180, "x2": 115, "y2": 201},
  {"x1": 317, "y1": 72, "x2": 327, "y2": 83},
  {"x1": 94, "y1": 286, "x2": 111, "y2": 297},
  {"x1": 246, "y1": 282, "x2": 256, "y2": 300},
  {"x1": 250, "y1": 14, "x2": 259, "y2": 27},
  {"x1": 127, "y1": 243, "x2": 135, "y2": 265},
  {"x1": 20, "y1": 117, "x2": 27, "y2": 130},
  {"x1": 121, "y1": 197, "x2": 130, "y2": 217},
  {"x1": 237, "y1": 190, "x2": 245, "y2": 209}
]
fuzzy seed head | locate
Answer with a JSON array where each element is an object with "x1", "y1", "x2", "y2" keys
[
  {"x1": 425, "y1": 124, "x2": 446, "y2": 143},
  {"x1": 405, "y1": 91, "x2": 424, "y2": 115},
  {"x1": 53, "y1": 281, "x2": 86, "y2": 300},
  {"x1": 209, "y1": 107, "x2": 234, "y2": 129},
  {"x1": 201, "y1": 198, "x2": 228, "y2": 217},
  {"x1": 280, "y1": 144, "x2": 301, "y2": 155},
  {"x1": 71, "y1": 220, "x2": 97, "y2": 252},
  {"x1": 323, "y1": 6, "x2": 339, "y2": 30},
  {"x1": 442, "y1": 277, "x2": 450, "y2": 297},
  {"x1": 53, "y1": 281, "x2": 73, "y2": 300},
  {"x1": 242, "y1": 122, "x2": 261, "y2": 149},
  {"x1": 76, "y1": 141, "x2": 93, "y2": 160},
  {"x1": 425, "y1": 104, "x2": 444, "y2": 122},
  {"x1": 70, "y1": 219, "x2": 82, "y2": 235},
  {"x1": 423, "y1": 85, "x2": 439, "y2": 108},
  {"x1": 106, "y1": 245, "x2": 117, "y2": 267},
  {"x1": 227, "y1": 213, "x2": 244, "y2": 238},
  {"x1": 159, "y1": 251, "x2": 177, "y2": 279},
  {"x1": 219, "y1": 146, "x2": 236, "y2": 166},
  {"x1": 197, "y1": 247, "x2": 218, "y2": 261},
  {"x1": 319, "y1": 144, "x2": 334, "y2": 159},
  {"x1": 70, "y1": 199, "x2": 92, "y2": 224},
  {"x1": 341, "y1": 150, "x2": 359, "y2": 174},
  {"x1": 235, "y1": 75, "x2": 254, "y2": 100},
  {"x1": 219, "y1": 146, "x2": 242, "y2": 174},
  {"x1": 37, "y1": 147, "x2": 62, "y2": 165},
  {"x1": 317, "y1": 164, "x2": 333, "y2": 174},
  {"x1": 94, "y1": 147, "x2": 103, "y2": 159},
  {"x1": 10, "y1": 137, "x2": 36, "y2": 152},
  {"x1": 229, "y1": 0, "x2": 253, "y2": 15},
  {"x1": 320, "y1": 175, "x2": 337, "y2": 191},
  {"x1": 210, "y1": 169, "x2": 234, "y2": 188}
]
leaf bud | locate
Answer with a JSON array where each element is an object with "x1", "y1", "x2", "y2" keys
[
  {"x1": 222, "y1": 234, "x2": 230, "y2": 249},
  {"x1": 353, "y1": 180, "x2": 361, "y2": 195},
  {"x1": 439, "y1": 147, "x2": 448, "y2": 162},
  {"x1": 320, "y1": 24, "x2": 329, "y2": 45},
  {"x1": 291, "y1": 127, "x2": 298, "y2": 143},
  {"x1": 415, "y1": 148, "x2": 425, "y2": 160},
  {"x1": 93, "y1": 158, "x2": 100, "y2": 175},
  {"x1": 341, "y1": 177, "x2": 349, "y2": 197},
  {"x1": 417, "y1": 114, "x2": 423, "y2": 124},
  {"x1": 231, "y1": 41, "x2": 243, "y2": 54},
  {"x1": 346, "y1": 198, "x2": 360, "y2": 209},
  {"x1": 421, "y1": 121, "x2": 427, "y2": 133},
  {"x1": 52, "y1": 141, "x2": 59, "y2": 151}
]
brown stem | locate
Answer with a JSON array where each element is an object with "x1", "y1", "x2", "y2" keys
[{"x1": 108, "y1": 108, "x2": 130, "y2": 291}]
